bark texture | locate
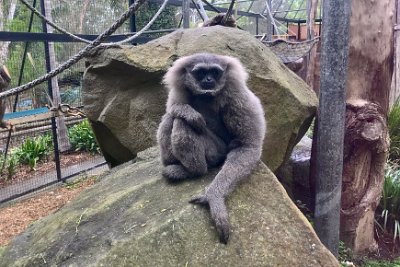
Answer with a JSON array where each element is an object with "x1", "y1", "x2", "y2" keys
[
  {"x1": 341, "y1": 0, "x2": 395, "y2": 256},
  {"x1": 341, "y1": 101, "x2": 389, "y2": 254}
]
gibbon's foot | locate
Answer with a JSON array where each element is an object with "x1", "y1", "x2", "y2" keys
[
  {"x1": 190, "y1": 194, "x2": 230, "y2": 244},
  {"x1": 162, "y1": 164, "x2": 190, "y2": 181}
]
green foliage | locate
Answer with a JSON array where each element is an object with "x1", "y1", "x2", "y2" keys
[
  {"x1": 68, "y1": 120, "x2": 100, "y2": 153},
  {"x1": 338, "y1": 241, "x2": 353, "y2": 266},
  {"x1": 360, "y1": 258, "x2": 400, "y2": 267},
  {"x1": 0, "y1": 152, "x2": 21, "y2": 181},
  {"x1": 376, "y1": 164, "x2": 400, "y2": 242},
  {"x1": 389, "y1": 98, "x2": 400, "y2": 161},
  {"x1": 135, "y1": 2, "x2": 178, "y2": 35},
  {"x1": 15, "y1": 135, "x2": 52, "y2": 170}
]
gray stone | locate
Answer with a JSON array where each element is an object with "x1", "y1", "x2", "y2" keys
[
  {"x1": 82, "y1": 26, "x2": 318, "y2": 170},
  {"x1": 0, "y1": 147, "x2": 338, "y2": 267},
  {"x1": 277, "y1": 136, "x2": 313, "y2": 206}
]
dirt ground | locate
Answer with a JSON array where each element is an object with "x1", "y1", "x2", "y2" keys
[{"x1": 0, "y1": 176, "x2": 97, "y2": 246}]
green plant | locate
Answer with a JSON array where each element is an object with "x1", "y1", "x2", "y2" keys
[
  {"x1": 388, "y1": 98, "x2": 400, "y2": 161},
  {"x1": 338, "y1": 241, "x2": 354, "y2": 266},
  {"x1": 376, "y1": 164, "x2": 400, "y2": 242},
  {"x1": 15, "y1": 135, "x2": 52, "y2": 170},
  {"x1": 360, "y1": 258, "x2": 400, "y2": 267},
  {"x1": 68, "y1": 120, "x2": 100, "y2": 153},
  {"x1": 6, "y1": 153, "x2": 20, "y2": 180}
]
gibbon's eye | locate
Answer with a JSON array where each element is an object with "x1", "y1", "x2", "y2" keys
[
  {"x1": 191, "y1": 68, "x2": 207, "y2": 81},
  {"x1": 209, "y1": 68, "x2": 223, "y2": 80}
]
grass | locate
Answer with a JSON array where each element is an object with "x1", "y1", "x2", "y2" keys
[
  {"x1": 376, "y1": 164, "x2": 400, "y2": 242},
  {"x1": 389, "y1": 98, "x2": 400, "y2": 161}
]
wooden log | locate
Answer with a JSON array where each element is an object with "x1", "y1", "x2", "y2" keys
[{"x1": 341, "y1": 100, "x2": 389, "y2": 254}]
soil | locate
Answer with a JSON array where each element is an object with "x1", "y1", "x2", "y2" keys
[
  {"x1": 0, "y1": 151, "x2": 99, "y2": 188},
  {"x1": 0, "y1": 176, "x2": 97, "y2": 246}
]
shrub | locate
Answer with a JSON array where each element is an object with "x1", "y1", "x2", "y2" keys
[
  {"x1": 388, "y1": 98, "x2": 400, "y2": 161},
  {"x1": 15, "y1": 135, "x2": 52, "y2": 170},
  {"x1": 68, "y1": 119, "x2": 100, "y2": 153},
  {"x1": 376, "y1": 163, "x2": 400, "y2": 241}
]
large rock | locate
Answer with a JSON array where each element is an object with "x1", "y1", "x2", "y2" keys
[
  {"x1": 82, "y1": 26, "x2": 317, "y2": 170},
  {"x1": 0, "y1": 147, "x2": 338, "y2": 267}
]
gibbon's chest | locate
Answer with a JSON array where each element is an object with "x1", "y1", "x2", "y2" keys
[{"x1": 191, "y1": 97, "x2": 232, "y2": 143}]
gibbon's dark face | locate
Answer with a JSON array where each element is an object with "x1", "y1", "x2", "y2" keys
[
  {"x1": 182, "y1": 54, "x2": 228, "y2": 96},
  {"x1": 191, "y1": 64, "x2": 224, "y2": 90}
]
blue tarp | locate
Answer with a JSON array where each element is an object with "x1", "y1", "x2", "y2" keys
[{"x1": 4, "y1": 107, "x2": 48, "y2": 120}]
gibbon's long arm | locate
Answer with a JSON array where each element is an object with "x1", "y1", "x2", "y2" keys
[{"x1": 191, "y1": 90, "x2": 265, "y2": 243}]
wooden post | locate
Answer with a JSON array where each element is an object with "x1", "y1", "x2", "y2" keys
[
  {"x1": 314, "y1": 0, "x2": 351, "y2": 257},
  {"x1": 182, "y1": 0, "x2": 190, "y2": 28}
]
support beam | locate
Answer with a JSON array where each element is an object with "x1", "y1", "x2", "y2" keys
[{"x1": 314, "y1": 0, "x2": 351, "y2": 257}]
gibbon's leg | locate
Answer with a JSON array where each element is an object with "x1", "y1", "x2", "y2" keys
[
  {"x1": 191, "y1": 146, "x2": 262, "y2": 244},
  {"x1": 203, "y1": 128, "x2": 227, "y2": 168},
  {"x1": 157, "y1": 113, "x2": 179, "y2": 166},
  {"x1": 169, "y1": 118, "x2": 208, "y2": 179}
]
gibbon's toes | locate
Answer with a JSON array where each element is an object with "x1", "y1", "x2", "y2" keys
[
  {"x1": 216, "y1": 220, "x2": 230, "y2": 244},
  {"x1": 162, "y1": 164, "x2": 189, "y2": 181}
]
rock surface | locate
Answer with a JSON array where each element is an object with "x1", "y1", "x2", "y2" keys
[
  {"x1": 277, "y1": 135, "x2": 314, "y2": 206},
  {"x1": 0, "y1": 147, "x2": 338, "y2": 267},
  {"x1": 82, "y1": 26, "x2": 318, "y2": 170}
]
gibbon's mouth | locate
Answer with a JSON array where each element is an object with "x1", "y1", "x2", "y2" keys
[{"x1": 200, "y1": 81, "x2": 216, "y2": 90}]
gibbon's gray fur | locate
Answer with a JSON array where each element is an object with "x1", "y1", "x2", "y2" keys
[{"x1": 157, "y1": 53, "x2": 266, "y2": 244}]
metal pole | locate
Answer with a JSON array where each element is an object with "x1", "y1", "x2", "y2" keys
[
  {"x1": 40, "y1": 0, "x2": 62, "y2": 181},
  {"x1": 182, "y1": 0, "x2": 191, "y2": 28},
  {"x1": 314, "y1": 0, "x2": 351, "y2": 257},
  {"x1": 129, "y1": 0, "x2": 137, "y2": 33}
]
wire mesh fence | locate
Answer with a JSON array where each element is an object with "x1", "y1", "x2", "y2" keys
[{"x1": 0, "y1": 0, "x2": 269, "y2": 204}]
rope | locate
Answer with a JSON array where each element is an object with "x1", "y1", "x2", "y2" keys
[
  {"x1": 20, "y1": 0, "x2": 170, "y2": 46},
  {"x1": 112, "y1": 0, "x2": 170, "y2": 45},
  {"x1": 20, "y1": 0, "x2": 92, "y2": 44},
  {"x1": 0, "y1": 0, "x2": 147, "y2": 100}
]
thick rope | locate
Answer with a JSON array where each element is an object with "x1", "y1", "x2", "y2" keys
[
  {"x1": 20, "y1": 0, "x2": 92, "y2": 44},
  {"x1": 21, "y1": 0, "x2": 170, "y2": 46},
  {"x1": 113, "y1": 0, "x2": 170, "y2": 45},
  {"x1": 0, "y1": 0, "x2": 147, "y2": 100}
]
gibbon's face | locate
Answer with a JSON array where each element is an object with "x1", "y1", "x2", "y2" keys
[
  {"x1": 183, "y1": 54, "x2": 228, "y2": 96},
  {"x1": 191, "y1": 64, "x2": 224, "y2": 90}
]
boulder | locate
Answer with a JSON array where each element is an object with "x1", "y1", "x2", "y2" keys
[
  {"x1": 277, "y1": 135, "x2": 314, "y2": 207},
  {"x1": 82, "y1": 26, "x2": 317, "y2": 170},
  {"x1": 0, "y1": 147, "x2": 338, "y2": 267}
]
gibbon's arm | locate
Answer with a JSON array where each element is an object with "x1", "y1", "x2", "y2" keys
[
  {"x1": 190, "y1": 92, "x2": 265, "y2": 243},
  {"x1": 167, "y1": 104, "x2": 206, "y2": 134}
]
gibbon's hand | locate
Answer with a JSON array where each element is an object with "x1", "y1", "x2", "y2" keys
[
  {"x1": 169, "y1": 104, "x2": 207, "y2": 134},
  {"x1": 190, "y1": 193, "x2": 230, "y2": 244}
]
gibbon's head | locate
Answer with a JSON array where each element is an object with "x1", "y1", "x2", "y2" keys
[{"x1": 164, "y1": 53, "x2": 243, "y2": 96}]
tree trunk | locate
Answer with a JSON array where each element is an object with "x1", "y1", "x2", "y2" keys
[
  {"x1": 44, "y1": 0, "x2": 71, "y2": 152},
  {"x1": 340, "y1": 0, "x2": 395, "y2": 256}
]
